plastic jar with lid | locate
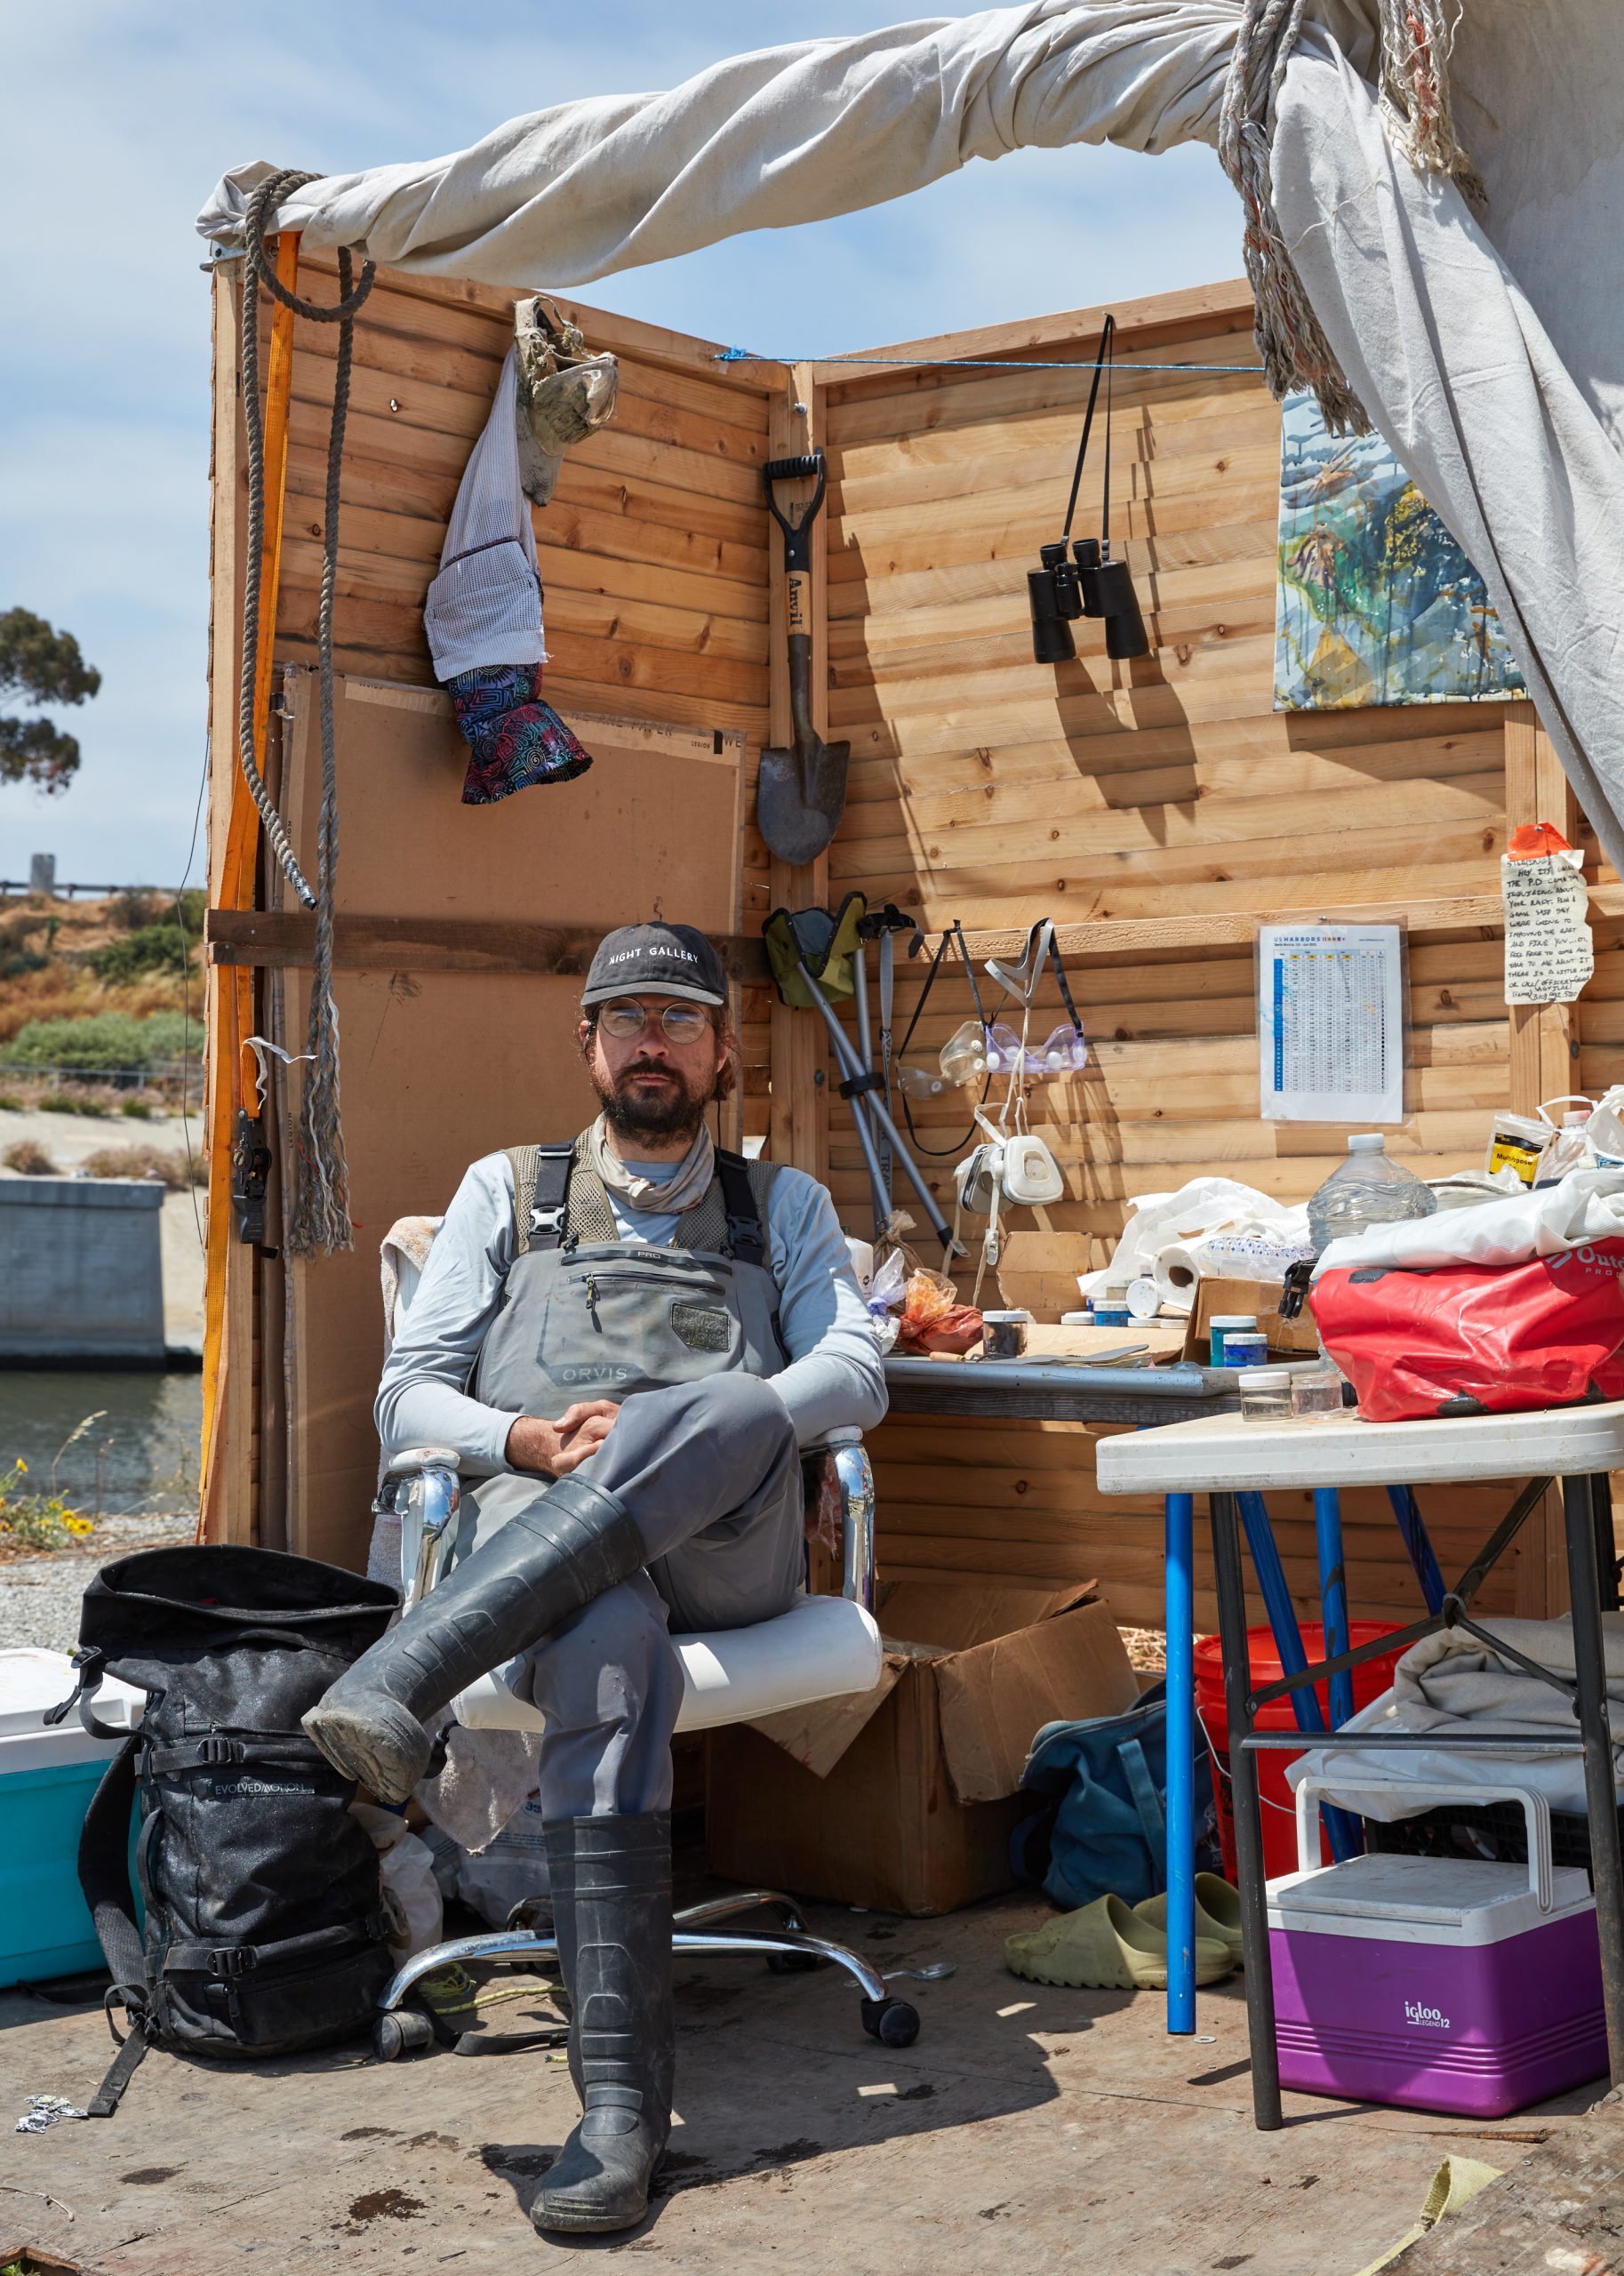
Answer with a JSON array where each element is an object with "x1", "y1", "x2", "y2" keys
[
  {"x1": 1209, "y1": 1313, "x2": 1257, "y2": 1366},
  {"x1": 980, "y1": 1310, "x2": 1031, "y2": 1359},
  {"x1": 1238, "y1": 1366, "x2": 1293, "y2": 1422}
]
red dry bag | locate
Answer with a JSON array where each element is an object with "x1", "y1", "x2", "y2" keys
[{"x1": 1310, "y1": 1239, "x2": 1624, "y2": 1422}]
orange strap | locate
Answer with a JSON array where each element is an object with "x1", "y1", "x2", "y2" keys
[{"x1": 199, "y1": 229, "x2": 300, "y2": 1532}]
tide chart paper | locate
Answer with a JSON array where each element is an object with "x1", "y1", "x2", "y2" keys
[{"x1": 1257, "y1": 923, "x2": 1404, "y2": 1124}]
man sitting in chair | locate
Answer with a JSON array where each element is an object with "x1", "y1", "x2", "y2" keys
[{"x1": 304, "y1": 919, "x2": 886, "y2": 2235}]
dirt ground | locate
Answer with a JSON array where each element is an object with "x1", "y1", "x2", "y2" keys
[{"x1": 2, "y1": 1879, "x2": 1601, "y2": 2276}]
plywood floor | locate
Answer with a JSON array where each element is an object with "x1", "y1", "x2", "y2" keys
[{"x1": 2, "y1": 1880, "x2": 1603, "y2": 2275}]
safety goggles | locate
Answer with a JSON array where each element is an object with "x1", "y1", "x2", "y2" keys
[{"x1": 596, "y1": 998, "x2": 715, "y2": 1044}]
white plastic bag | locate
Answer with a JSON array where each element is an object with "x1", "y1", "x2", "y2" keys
[
  {"x1": 1316, "y1": 1166, "x2": 1624, "y2": 1277},
  {"x1": 453, "y1": 1795, "x2": 552, "y2": 1927},
  {"x1": 1080, "y1": 1177, "x2": 1311, "y2": 1315},
  {"x1": 350, "y1": 1801, "x2": 445, "y2": 1963}
]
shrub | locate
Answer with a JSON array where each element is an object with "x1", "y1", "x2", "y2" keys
[
  {"x1": 0, "y1": 1458, "x2": 94, "y2": 1553},
  {"x1": 89, "y1": 923, "x2": 197, "y2": 985},
  {"x1": 2, "y1": 1138, "x2": 57, "y2": 1174},
  {"x1": 119, "y1": 1096, "x2": 155, "y2": 1120},
  {"x1": 39, "y1": 1090, "x2": 116, "y2": 1117},
  {"x1": 0, "y1": 1091, "x2": 23, "y2": 1110},
  {"x1": 82, "y1": 1143, "x2": 205, "y2": 1190},
  {"x1": 0, "y1": 1009, "x2": 189, "y2": 1077},
  {"x1": 111, "y1": 888, "x2": 163, "y2": 932}
]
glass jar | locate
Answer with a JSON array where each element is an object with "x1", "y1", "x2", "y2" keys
[
  {"x1": 1291, "y1": 1367, "x2": 1345, "y2": 1419},
  {"x1": 1238, "y1": 1366, "x2": 1293, "y2": 1422},
  {"x1": 981, "y1": 1310, "x2": 1031, "y2": 1359}
]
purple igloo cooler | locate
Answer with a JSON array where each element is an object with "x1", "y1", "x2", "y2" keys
[{"x1": 1268, "y1": 1780, "x2": 1608, "y2": 2118}]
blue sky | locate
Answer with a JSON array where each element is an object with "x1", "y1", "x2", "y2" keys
[{"x1": 0, "y1": 2, "x2": 1239, "y2": 887}]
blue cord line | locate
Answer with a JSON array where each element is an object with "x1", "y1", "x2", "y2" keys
[{"x1": 716, "y1": 349, "x2": 1266, "y2": 373}]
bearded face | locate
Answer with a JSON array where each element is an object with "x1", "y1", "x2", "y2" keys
[{"x1": 582, "y1": 997, "x2": 733, "y2": 1145}]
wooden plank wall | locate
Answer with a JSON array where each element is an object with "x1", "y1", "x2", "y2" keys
[
  {"x1": 211, "y1": 257, "x2": 1622, "y2": 1626},
  {"x1": 207, "y1": 255, "x2": 776, "y2": 1547},
  {"x1": 756, "y1": 279, "x2": 1619, "y2": 1632},
  {"x1": 270, "y1": 254, "x2": 773, "y2": 730}
]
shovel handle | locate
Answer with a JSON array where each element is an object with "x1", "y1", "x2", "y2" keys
[{"x1": 764, "y1": 449, "x2": 828, "y2": 568}]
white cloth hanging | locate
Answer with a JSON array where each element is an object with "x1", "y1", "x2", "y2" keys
[
  {"x1": 421, "y1": 349, "x2": 546, "y2": 683},
  {"x1": 198, "y1": 2, "x2": 1624, "y2": 862}
]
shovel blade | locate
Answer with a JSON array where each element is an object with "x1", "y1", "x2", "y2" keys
[{"x1": 757, "y1": 737, "x2": 852, "y2": 867}]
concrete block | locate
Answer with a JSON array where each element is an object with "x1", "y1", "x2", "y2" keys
[{"x1": 0, "y1": 1178, "x2": 166, "y2": 1363}]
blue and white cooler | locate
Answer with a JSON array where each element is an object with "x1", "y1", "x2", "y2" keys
[{"x1": 0, "y1": 1647, "x2": 144, "y2": 1986}]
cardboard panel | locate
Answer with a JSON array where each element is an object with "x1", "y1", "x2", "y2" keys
[{"x1": 268, "y1": 671, "x2": 745, "y2": 1566}]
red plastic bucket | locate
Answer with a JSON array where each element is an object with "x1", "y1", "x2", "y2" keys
[{"x1": 1196, "y1": 1623, "x2": 1407, "y2": 1879}]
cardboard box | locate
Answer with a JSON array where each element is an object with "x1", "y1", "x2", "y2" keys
[
  {"x1": 1181, "y1": 1275, "x2": 1320, "y2": 1363},
  {"x1": 704, "y1": 1580, "x2": 1140, "y2": 1916}
]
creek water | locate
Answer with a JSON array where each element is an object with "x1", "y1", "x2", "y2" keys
[{"x1": 0, "y1": 1369, "x2": 204, "y2": 1518}]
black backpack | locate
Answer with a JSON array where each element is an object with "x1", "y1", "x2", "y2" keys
[{"x1": 51, "y1": 1543, "x2": 400, "y2": 2113}]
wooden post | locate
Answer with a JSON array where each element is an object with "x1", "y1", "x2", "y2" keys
[
  {"x1": 200, "y1": 232, "x2": 299, "y2": 1543},
  {"x1": 765, "y1": 363, "x2": 831, "y2": 1183},
  {"x1": 1506, "y1": 700, "x2": 1587, "y2": 1615}
]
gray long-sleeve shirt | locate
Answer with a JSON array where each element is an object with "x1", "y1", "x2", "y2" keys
[{"x1": 375, "y1": 1150, "x2": 888, "y2": 1469}]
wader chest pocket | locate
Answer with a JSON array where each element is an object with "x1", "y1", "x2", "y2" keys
[{"x1": 537, "y1": 1254, "x2": 743, "y2": 1393}]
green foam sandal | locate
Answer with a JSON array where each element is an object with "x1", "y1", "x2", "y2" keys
[
  {"x1": 1134, "y1": 1873, "x2": 1244, "y2": 1967},
  {"x1": 1004, "y1": 1893, "x2": 1234, "y2": 1991}
]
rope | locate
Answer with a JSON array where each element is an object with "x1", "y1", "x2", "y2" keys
[
  {"x1": 716, "y1": 351, "x2": 1266, "y2": 372},
  {"x1": 238, "y1": 168, "x2": 375, "y2": 1258},
  {"x1": 1218, "y1": 0, "x2": 1481, "y2": 438},
  {"x1": 1219, "y1": 0, "x2": 1369, "y2": 435}
]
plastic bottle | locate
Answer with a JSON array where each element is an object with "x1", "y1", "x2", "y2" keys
[
  {"x1": 1306, "y1": 1133, "x2": 1438, "y2": 1255},
  {"x1": 1533, "y1": 1110, "x2": 1595, "y2": 1188}
]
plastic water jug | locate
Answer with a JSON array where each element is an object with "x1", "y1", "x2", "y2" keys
[{"x1": 1307, "y1": 1133, "x2": 1436, "y2": 1255}]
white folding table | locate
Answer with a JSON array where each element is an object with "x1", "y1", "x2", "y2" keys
[{"x1": 1098, "y1": 1399, "x2": 1624, "y2": 2129}]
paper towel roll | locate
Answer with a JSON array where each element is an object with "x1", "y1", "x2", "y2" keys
[{"x1": 1151, "y1": 1242, "x2": 1202, "y2": 1313}]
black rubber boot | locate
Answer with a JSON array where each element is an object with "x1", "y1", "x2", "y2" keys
[
  {"x1": 302, "y1": 1473, "x2": 644, "y2": 1803},
  {"x1": 535, "y1": 1813, "x2": 674, "y2": 2235}
]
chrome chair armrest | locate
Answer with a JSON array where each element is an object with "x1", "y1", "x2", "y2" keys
[
  {"x1": 802, "y1": 1426, "x2": 875, "y2": 1615},
  {"x1": 375, "y1": 1447, "x2": 461, "y2": 1611}
]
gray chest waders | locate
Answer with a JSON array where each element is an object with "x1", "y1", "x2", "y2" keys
[
  {"x1": 471, "y1": 1138, "x2": 788, "y2": 1421},
  {"x1": 301, "y1": 1136, "x2": 785, "y2": 1806},
  {"x1": 302, "y1": 1135, "x2": 787, "y2": 2232}
]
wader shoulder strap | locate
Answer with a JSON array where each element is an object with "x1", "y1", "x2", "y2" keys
[
  {"x1": 715, "y1": 1149, "x2": 770, "y2": 1268},
  {"x1": 507, "y1": 1143, "x2": 575, "y2": 1256},
  {"x1": 77, "y1": 1735, "x2": 153, "y2": 2117}
]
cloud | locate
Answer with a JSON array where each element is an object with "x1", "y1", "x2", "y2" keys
[{"x1": 0, "y1": 1, "x2": 1242, "y2": 884}]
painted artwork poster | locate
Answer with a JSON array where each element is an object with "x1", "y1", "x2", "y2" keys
[{"x1": 1274, "y1": 390, "x2": 1525, "y2": 710}]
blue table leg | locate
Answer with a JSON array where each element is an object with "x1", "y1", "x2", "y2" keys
[
  {"x1": 1236, "y1": 1492, "x2": 1359, "y2": 1865},
  {"x1": 1314, "y1": 1487, "x2": 1356, "y2": 1730},
  {"x1": 1164, "y1": 1490, "x2": 1196, "y2": 2035},
  {"x1": 1386, "y1": 1484, "x2": 1445, "y2": 1615}
]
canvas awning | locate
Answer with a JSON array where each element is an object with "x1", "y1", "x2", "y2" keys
[{"x1": 198, "y1": 1, "x2": 1624, "y2": 868}]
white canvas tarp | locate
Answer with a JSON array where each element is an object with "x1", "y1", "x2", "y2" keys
[{"x1": 198, "y1": 1, "x2": 1624, "y2": 865}]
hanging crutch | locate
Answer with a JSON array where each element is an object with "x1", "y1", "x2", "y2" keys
[
  {"x1": 763, "y1": 898, "x2": 960, "y2": 1262},
  {"x1": 855, "y1": 902, "x2": 922, "y2": 1219}
]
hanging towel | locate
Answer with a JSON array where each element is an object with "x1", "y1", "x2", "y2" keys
[{"x1": 424, "y1": 349, "x2": 546, "y2": 684}]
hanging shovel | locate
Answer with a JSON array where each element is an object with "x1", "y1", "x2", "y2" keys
[{"x1": 758, "y1": 451, "x2": 850, "y2": 866}]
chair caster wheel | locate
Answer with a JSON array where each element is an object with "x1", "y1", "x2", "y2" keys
[
  {"x1": 860, "y1": 1996, "x2": 920, "y2": 2048},
  {"x1": 766, "y1": 1950, "x2": 820, "y2": 1975},
  {"x1": 374, "y1": 2008, "x2": 435, "y2": 2061}
]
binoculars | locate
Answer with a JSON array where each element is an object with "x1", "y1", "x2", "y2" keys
[{"x1": 1028, "y1": 537, "x2": 1149, "y2": 664}]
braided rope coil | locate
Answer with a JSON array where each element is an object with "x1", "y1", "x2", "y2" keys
[
  {"x1": 1219, "y1": 0, "x2": 1482, "y2": 437},
  {"x1": 236, "y1": 168, "x2": 375, "y2": 1258}
]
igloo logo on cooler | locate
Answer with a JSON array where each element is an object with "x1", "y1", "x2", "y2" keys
[{"x1": 1403, "y1": 1999, "x2": 1451, "y2": 2031}]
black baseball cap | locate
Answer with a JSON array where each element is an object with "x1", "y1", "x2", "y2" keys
[{"x1": 581, "y1": 922, "x2": 728, "y2": 1009}]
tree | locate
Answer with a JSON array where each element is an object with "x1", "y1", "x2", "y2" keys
[{"x1": 0, "y1": 608, "x2": 101, "y2": 794}]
